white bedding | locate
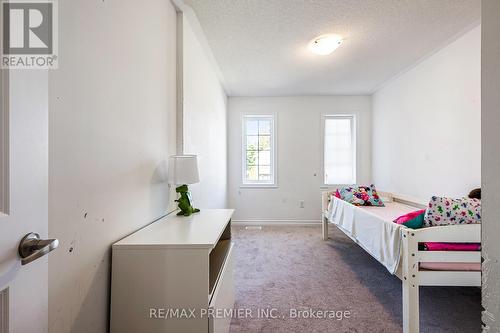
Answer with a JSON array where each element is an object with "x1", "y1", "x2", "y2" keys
[{"x1": 326, "y1": 197, "x2": 419, "y2": 274}]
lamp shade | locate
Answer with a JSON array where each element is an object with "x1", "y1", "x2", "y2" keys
[{"x1": 168, "y1": 155, "x2": 200, "y2": 185}]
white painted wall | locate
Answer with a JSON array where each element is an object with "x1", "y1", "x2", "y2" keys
[
  {"x1": 48, "y1": 0, "x2": 177, "y2": 331},
  {"x1": 481, "y1": 1, "x2": 500, "y2": 330},
  {"x1": 183, "y1": 18, "x2": 228, "y2": 209},
  {"x1": 228, "y1": 96, "x2": 371, "y2": 222},
  {"x1": 372, "y1": 26, "x2": 481, "y2": 203}
]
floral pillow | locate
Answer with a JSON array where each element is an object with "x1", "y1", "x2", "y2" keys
[
  {"x1": 424, "y1": 196, "x2": 481, "y2": 227},
  {"x1": 359, "y1": 184, "x2": 385, "y2": 206},
  {"x1": 334, "y1": 187, "x2": 363, "y2": 205},
  {"x1": 336, "y1": 185, "x2": 385, "y2": 207}
]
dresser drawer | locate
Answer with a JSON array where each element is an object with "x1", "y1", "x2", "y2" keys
[{"x1": 209, "y1": 242, "x2": 235, "y2": 333}]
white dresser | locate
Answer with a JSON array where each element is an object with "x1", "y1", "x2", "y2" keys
[{"x1": 110, "y1": 209, "x2": 235, "y2": 333}]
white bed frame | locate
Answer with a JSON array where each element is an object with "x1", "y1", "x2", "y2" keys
[{"x1": 321, "y1": 192, "x2": 481, "y2": 333}]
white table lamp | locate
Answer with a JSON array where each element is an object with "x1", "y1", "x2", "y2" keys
[
  {"x1": 168, "y1": 155, "x2": 200, "y2": 185},
  {"x1": 168, "y1": 155, "x2": 200, "y2": 216}
]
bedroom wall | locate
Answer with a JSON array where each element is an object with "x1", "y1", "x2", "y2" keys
[
  {"x1": 227, "y1": 96, "x2": 371, "y2": 223},
  {"x1": 481, "y1": 1, "x2": 500, "y2": 330},
  {"x1": 182, "y1": 17, "x2": 228, "y2": 209},
  {"x1": 48, "y1": 0, "x2": 177, "y2": 331},
  {"x1": 372, "y1": 25, "x2": 481, "y2": 204}
]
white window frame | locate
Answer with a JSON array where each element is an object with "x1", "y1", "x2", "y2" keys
[
  {"x1": 322, "y1": 114, "x2": 357, "y2": 186},
  {"x1": 241, "y1": 114, "x2": 277, "y2": 188}
]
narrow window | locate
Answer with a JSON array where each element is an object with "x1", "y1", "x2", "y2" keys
[
  {"x1": 324, "y1": 115, "x2": 356, "y2": 185},
  {"x1": 242, "y1": 115, "x2": 276, "y2": 186}
]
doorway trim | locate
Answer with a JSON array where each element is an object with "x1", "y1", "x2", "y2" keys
[
  {"x1": 0, "y1": 68, "x2": 9, "y2": 216},
  {"x1": 0, "y1": 288, "x2": 8, "y2": 333},
  {"x1": 0, "y1": 0, "x2": 9, "y2": 215}
]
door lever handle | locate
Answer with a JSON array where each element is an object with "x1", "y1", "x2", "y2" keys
[{"x1": 18, "y1": 232, "x2": 59, "y2": 266}]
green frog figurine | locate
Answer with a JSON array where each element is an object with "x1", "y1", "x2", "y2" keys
[{"x1": 175, "y1": 184, "x2": 200, "y2": 216}]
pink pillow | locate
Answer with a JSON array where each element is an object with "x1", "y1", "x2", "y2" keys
[
  {"x1": 394, "y1": 209, "x2": 426, "y2": 225},
  {"x1": 423, "y1": 242, "x2": 481, "y2": 251}
]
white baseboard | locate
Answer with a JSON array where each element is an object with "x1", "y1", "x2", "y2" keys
[{"x1": 231, "y1": 219, "x2": 321, "y2": 226}]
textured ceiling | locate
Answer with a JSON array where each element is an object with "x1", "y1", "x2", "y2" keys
[{"x1": 183, "y1": 0, "x2": 480, "y2": 96}]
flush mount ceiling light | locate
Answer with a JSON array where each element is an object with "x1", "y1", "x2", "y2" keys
[{"x1": 308, "y1": 34, "x2": 343, "y2": 55}]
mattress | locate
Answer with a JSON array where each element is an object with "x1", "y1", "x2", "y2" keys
[{"x1": 326, "y1": 197, "x2": 417, "y2": 274}]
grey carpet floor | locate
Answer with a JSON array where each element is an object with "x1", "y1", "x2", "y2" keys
[{"x1": 229, "y1": 226, "x2": 481, "y2": 333}]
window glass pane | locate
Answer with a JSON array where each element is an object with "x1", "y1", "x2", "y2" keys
[
  {"x1": 258, "y1": 151, "x2": 271, "y2": 165},
  {"x1": 259, "y1": 166, "x2": 271, "y2": 179},
  {"x1": 330, "y1": 135, "x2": 350, "y2": 148},
  {"x1": 246, "y1": 120, "x2": 259, "y2": 135},
  {"x1": 246, "y1": 151, "x2": 258, "y2": 166},
  {"x1": 246, "y1": 166, "x2": 258, "y2": 181},
  {"x1": 325, "y1": 118, "x2": 350, "y2": 134},
  {"x1": 258, "y1": 135, "x2": 271, "y2": 151},
  {"x1": 324, "y1": 117, "x2": 355, "y2": 185},
  {"x1": 246, "y1": 136, "x2": 258, "y2": 151},
  {"x1": 258, "y1": 120, "x2": 271, "y2": 135}
]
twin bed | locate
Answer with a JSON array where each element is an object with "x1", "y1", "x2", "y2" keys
[{"x1": 321, "y1": 192, "x2": 481, "y2": 333}]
